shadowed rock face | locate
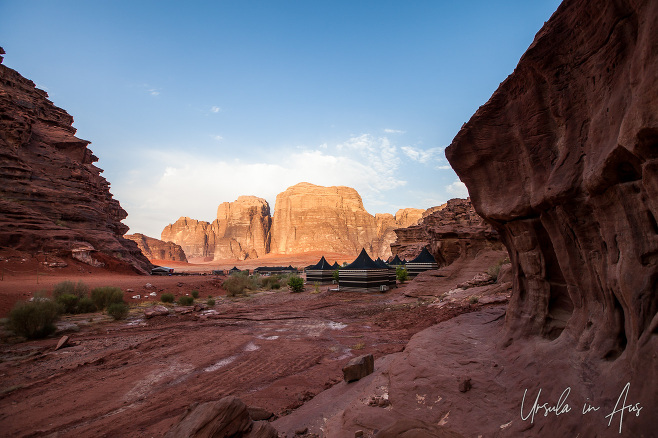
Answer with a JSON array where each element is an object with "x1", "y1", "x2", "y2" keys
[
  {"x1": 446, "y1": 0, "x2": 656, "y2": 397},
  {"x1": 391, "y1": 198, "x2": 503, "y2": 266},
  {"x1": 124, "y1": 233, "x2": 187, "y2": 262},
  {"x1": 0, "y1": 56, "x2": 151, "y2": 273}
]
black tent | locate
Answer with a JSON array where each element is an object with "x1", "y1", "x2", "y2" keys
[
  {"x1": 405, "y1": 247, "x2": 438, "y2": 278},
  {"x1": 229, "y1": 266, "x2": 242, "y2": 275},
  {"x1": 338, "y1": 249, "x2": 391, "y2": 292},
  {"x1": 332, "y1": 262, "x2": 340, "y2": 270},
  {"x1": 376, "y1": 257, "x2": 397, "y2": 287},
  {"x1": 254, "y1": 266, "x2": 297, "y2": 275},
  {"x1": 306, "y1": 256, "x2": 335, "y2": 284},
  {"x1": 387, "y1": 254, "x2": 404, "y2": 267}
]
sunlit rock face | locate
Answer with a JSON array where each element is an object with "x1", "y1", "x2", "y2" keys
[
  {"x1": 124, "y1": 233, "x2": 187, "y2": 262},
  {"x1": 446, "y1": 0, "x2": 657, "y2": 431},
  {"x1": 0, "y1": 54, "x2": 151, "y2": 273}
]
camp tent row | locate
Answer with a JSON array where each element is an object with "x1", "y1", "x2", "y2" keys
[
  {"x1": 338, "y1": 249, "x2": 395, "y2": 292},
  {"x1": 404, "y1": 247, "x2": 439, "y2": 279},
  {"x1": 253, "y1": 265, "x2": 298, "y2": 275}
]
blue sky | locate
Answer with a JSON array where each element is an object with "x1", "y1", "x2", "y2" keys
[{"x1": 0, "y1": 0, "x2": 561, "y2": 238}]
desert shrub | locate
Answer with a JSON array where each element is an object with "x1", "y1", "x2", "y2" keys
[
  {"x1": 161, "y1": 293, "x2": 175, "y2": 303},
  {"x1": 311, "y1": 282, "x2": 321, "y2": 294},
  {"x1": 8, "y1": 299, "x2": 60, "y2": 339},
  {"x1": 91, "y1": 287, "x2": 124, "y2": 310},
  {"x1": 53, "y1": 281, "x2": 89, "y2": 299},
  {"x1": 207, "y1": 298, "x2": 216, "y2": 306},
  {"x1": 261, "y1": 275, "x2": 283, "y2": 290},
  {"x1": 77, "y1": 297, "x2": 97, "y2": 313},
  {"x1": 396, "y1": 266, "x2": 408, "y2": 283},
  {"x1": 332, "y1": 268, "x2": 340, "y2": 283},
  {"x1": 272, "y1": 282, "x2": 281, "y2": 290},
  {"x1": 178, "y1": 296, "x2": 194, "y2": 306},
  {"x1": 223, "y1": 273, "x2": 254, "y2": 297},
  {"x1": 469, "y1": 296, "x2": 479, "y2": 305},
  {"x1": 56, "y1": 293, "x2": 80, "y2": 314},
  {"x1": 191, "y1": 290, "x2": 200, "y2": 299},
  {"x1": 107, "y1": 302, "x2": 129, "y2": 320},
  {"x1": 287, "y1": 275, "x2": 304, "y2": 293}
]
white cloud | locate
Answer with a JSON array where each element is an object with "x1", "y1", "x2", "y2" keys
[
  {"x1": 401, "y1": 146, "x2": 443, "y2": 164},
  {"x1": 437, "y1": 165, "x2": 452, "y2": 170},
  {"x1": 446, "y1": 180, "x2": 469, "y2": 198},
  {"x1": 212, "y1": 135, "x2": 224, "y2": 141},
  {"x1": 210, "y1": 106, "x2": 221, "y2": 113},
  {"x1": 148, "y1": 88, "x2": 160, "y2": 96},
  {"x1": 384, "y1": 128, "x2": 405, "y2": 134}
]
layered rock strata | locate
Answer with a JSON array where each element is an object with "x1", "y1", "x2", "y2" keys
[
  {"x1": 0, "y1": 52, "x2": 151, "y2": 273},
  {"x1": 161, "y1": 196, "x2": 271, "y2": 261},
  {"x1": 391, "y1": 198, "x2": 503, "y2": 266},
  {"x1": 124, "y1": 233, "x2": 187, "y2": 262},
  {"x1": 445, "y1": 0, "x2": 656, "y2": 434}
]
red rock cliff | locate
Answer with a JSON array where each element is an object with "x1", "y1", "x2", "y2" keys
[
  {"x1": 0, "y1": 54, "x2": 151, "y2": 273},
  {"x1": 446, "y1": 0, "x2": 656, "y2": 432},
  {"x1": 124, "y1": 233, "x2": 187, "y2": 262}
]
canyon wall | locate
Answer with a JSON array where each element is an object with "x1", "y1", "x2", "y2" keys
[
  {"x1": 163, "y1": 183, "x2": 428, "y2": 260},
  {"x1": 445, "y1": 0, "x2": 656, "y2": 432},
  {"x1": 124, "y1": 233, "x2": 187, "y2": 262},
  {"x1": 0, "y1": 52, "x2": 151, "y2": 273},
  {"x1": 391, "y1": 198, "x2": 502, "y2": 266}
]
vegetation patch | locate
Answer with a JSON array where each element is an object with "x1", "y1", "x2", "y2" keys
[
  {"x1": 107, "y1": 302, "x2": 129, "y2": 320},
  {"x1": 8, "y1": 299, "x2": 60, "y2": 339},
  {"x1": 178, "y1": 296, "x2": 194, "y2": 306},
  {"x1": 287, "y1": 275, "x2": 304, "y2": 293},
  {"x1": 161, "y1": 293, "x2": 175, "y2": 303},
  {"x1": 396, "y1": 266, "x2": 408, "y2": 283},
  {"x1": 91, "y1": 287, "x2": 124, "y2": 310}
]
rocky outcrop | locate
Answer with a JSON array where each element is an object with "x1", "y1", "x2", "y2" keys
[
  {"x1": 165, "y1": 183, "x2": 430, "y2": 260},
  {"x1": 0, "y1": 51, "x2": 151, "y2": 274},
  {"x1": 445, "y1": 0, "x2": 656, "y2": 434},
  {"x1": 211, "y1": 196, "x2": 271, "y2": 260},
  {"x1": 161, "y1": 196, "x2": 271, "y2": 261},
  {"x1": 391, "y1": 198, "x2": 503, "y2": 266},
  {"x1": 124, "y1": 233, "x2": 187, "y2": 262}
]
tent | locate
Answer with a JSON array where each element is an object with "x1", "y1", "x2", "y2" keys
[
  {"x1": 228, "y1": 266, "x2": 243, "y2": 275},
  {"x1": 253, "y1": 266, "x2": 297, "y2": 275},
  {"x1": 387, "y1": 254, "x2": 404, "y2": 267},
  {"x1": 405, "y1": 247, "x2": 438, "y2": 278},
  {"x1": 376, "y1": 257, "x2": 397, "y2": 287},
  {"x1": 338, "y1": 249, "x2": 391, "y2": 292},
  {"x1": 306, "y1": 256, "x2": 336, "y2": 284}
]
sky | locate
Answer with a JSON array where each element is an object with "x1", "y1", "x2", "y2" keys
[{"x1": 0, "y1": 0, "x2": 561, "y2": 238}]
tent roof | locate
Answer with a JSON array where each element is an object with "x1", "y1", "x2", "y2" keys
[
  {"x1": 309, "y1": 256, "x2": 333, "y2": 270},
  {"x1": 388, "y1": 255, "x2": 403, "y2": 265},
  {"x1": 374, "y1": 258, "x2": 390, "y2": 269},
  {"x1": 332, "y1": 262, "x2": 340, "y2": 269},
  {"x1": 343, "y1": 248, "x2": 383, "y2": 270},
  {"x1": 408, "y1": 247, "x2": 437, "y2": 264},
  {"x1": 229, "y1": 266, "x2": 241, "y2": 271}
]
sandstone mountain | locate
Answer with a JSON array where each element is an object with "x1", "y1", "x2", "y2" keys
[
  {"x1": 162, "y1": 183, "x2": 428, "y2": 261},
  {"x1": 0, "y1": 51, "x2": 151, "y2": 274},
  {"x1": 124, "y1": 233, "x2": 187, "y2": 262},
  {"x1": 161, "y1": 196, "x2": 271, "y2": 261}
]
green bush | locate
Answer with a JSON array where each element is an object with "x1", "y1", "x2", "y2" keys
[
  {"x1": 396, "y1": 266, "x2": 408, "y2": 283},
  {"x1": 207, "y1": 298, "x2": 216, "y2": 306},
  {"x1": 56, "y1": 293, "x2": 80, "y2": 314},
  {"x1": 191, "y1": 290, "x2": 200, "y2": 299},
  {"x1": 178, "y1": 296, "x2": 194, "y2": 306},
  {"x1": 53, "y1": 281, "x2": 89, "y2": 299},
  {"x1": 8, "y1": 299, "x2": 61, "y2": 339},
  {"x1": 332, "y1": 268, "x2": 340, "y2": 283},
  {"x1": 469, "y1": 296, "x2": 479, "y2": 305},
  {"x1": 272, "y1": 282, "x2": 281, "y2": 290},
  {"x1": 161, "y1": 293, "x2": 175, "y2": 303},
  {"x1": 77, "y1": 297, "x2": 97, "y2": 313},
  {"x1": 107, "y1": 302, "x2": 129, "y2": 320},
  {"x1": 261, "y1": 275, "x2": 282, "y2": 290},
  {"x1": 91, "y1": 287, "x2": 124, "y2": 310},
  {"x1": 223, "y1": 273, "x2": 253, "y2": 297},
  {"x1": 287, "y1": 276, "x2": 304, "y2": 293}
]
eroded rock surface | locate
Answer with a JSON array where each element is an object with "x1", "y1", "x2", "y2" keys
[
  {"x1": 125, "y1": 233, "x2": 187, "y2": 262},
  {"x1": 0, "y1": 53, "x2": 151, "y2": 274},
  {"x1": 391, "y1": 198, "x2": 503, "y2": 266}
]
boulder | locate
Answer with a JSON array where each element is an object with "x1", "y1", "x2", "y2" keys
[
  {"x1": 55, "y1": 335, "x2": 70, "y2": 351},
  {"x1": 245, "y1": 421, "x2": 279, "y2": 438},
  {"x1": 164, "y1": 396, "x2": 252, "y2": 438},
  {"x1": 144, "y1": 305, "x2": 170, "y2": 318},
  {"x1": 342, "y1": 354, "x2": 374, "y2": 383}
]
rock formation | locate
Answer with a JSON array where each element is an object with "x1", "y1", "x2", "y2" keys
[
  {"x1": 124, "y1": 233, "x2": 187, "y2": 262},
  {"x1": 444, "y1": 0, "x2": 656, "y2": 434},
  {"x1": 0, "y1": 50, "x2": 151, "y2": 274},
  {"x1": 164, "y1": 183, "x2": 429, "y2": 260},
  {"x1": 162, "y1": 196, "x2": 271, "y2": 261},
  {"x1": 391, "y1": 198, "x2": 503, "y2": 266}
]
